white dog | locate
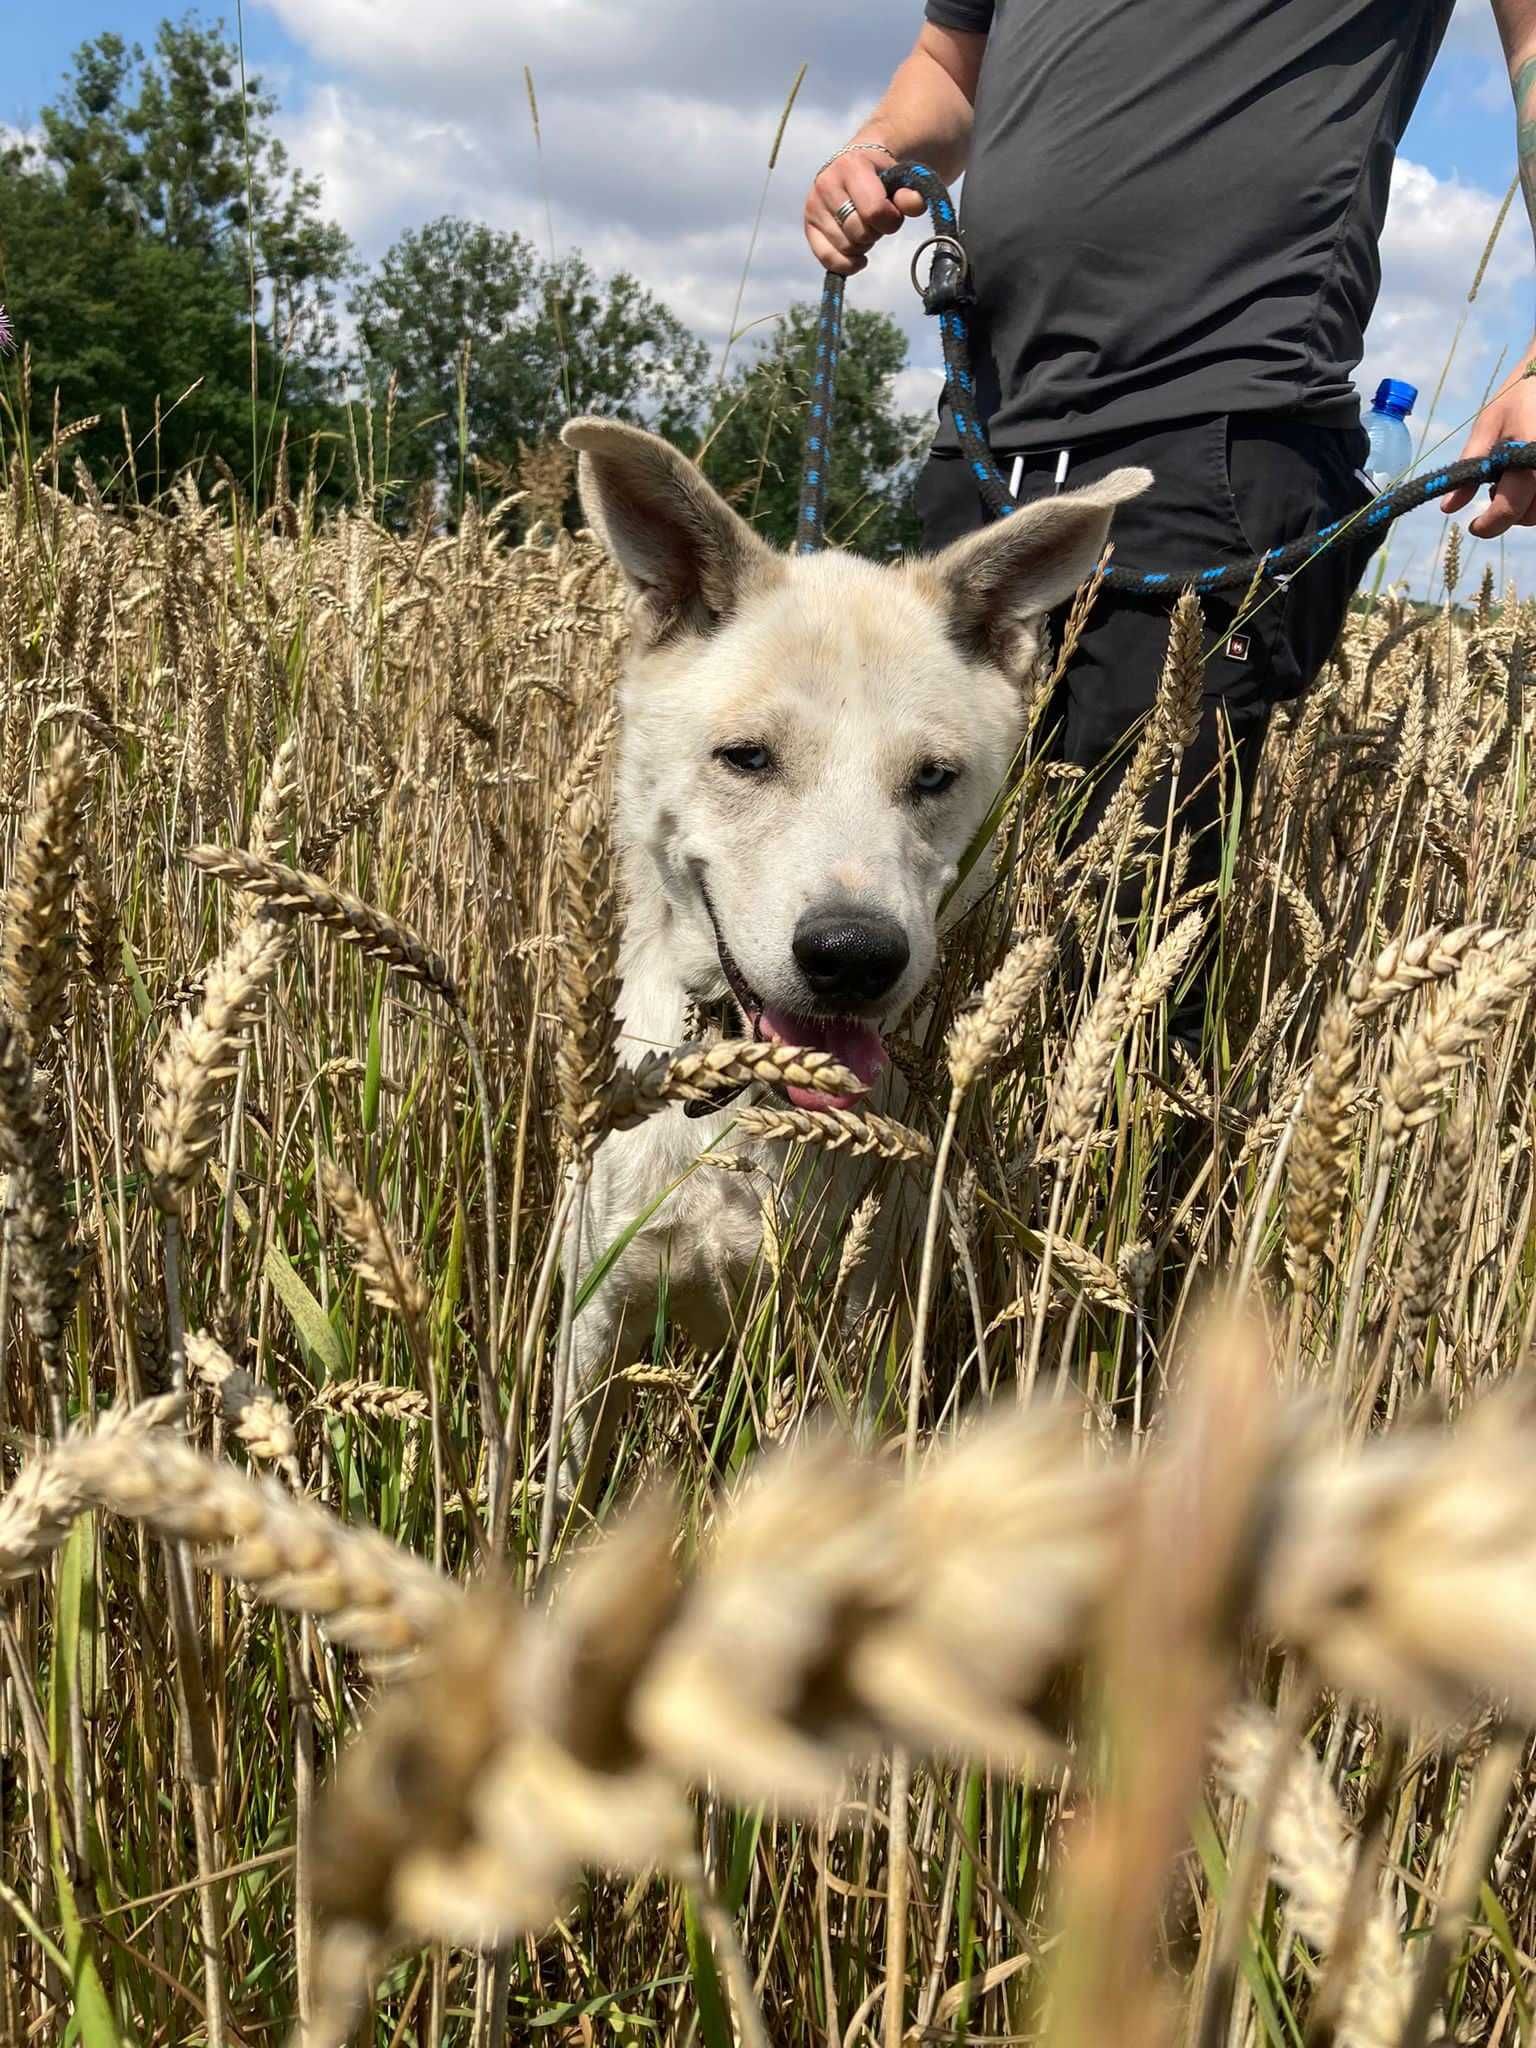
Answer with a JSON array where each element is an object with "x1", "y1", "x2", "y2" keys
[{"x1": 557, "y1": 415, "x2": 1147, "y2": 1492}]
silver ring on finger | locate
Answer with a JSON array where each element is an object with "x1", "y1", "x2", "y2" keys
[{"x1": 834, "y1": 199, "x2": 858, "y2": 225}]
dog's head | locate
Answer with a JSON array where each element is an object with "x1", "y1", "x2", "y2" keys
[{"x1": 563, "y1": 417, "x2": 1148, "y2": 1108}]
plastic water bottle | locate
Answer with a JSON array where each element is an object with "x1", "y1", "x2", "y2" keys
[{"x1": 1364, "y1": 377, "x2": 1417, "y2": 489}]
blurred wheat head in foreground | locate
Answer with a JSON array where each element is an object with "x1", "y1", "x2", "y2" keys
[{"x1": 0, "y1": 436, "x2": 1535, "y2": 2048}]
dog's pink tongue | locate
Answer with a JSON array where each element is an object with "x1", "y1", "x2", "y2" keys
[{"x1": 758, "y1": 1007, "x2": 887, "y2": 1111}]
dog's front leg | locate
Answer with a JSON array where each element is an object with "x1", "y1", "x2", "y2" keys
[
  {"x1": 558, "y1": 1278, "x2": 646, "y2": 1513},
  {"x1": 556, "y1": 1162, "x2": 658, "y2": 1515}
]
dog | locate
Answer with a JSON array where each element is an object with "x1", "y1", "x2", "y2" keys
[{"x1": 556, "y1": 415, "x2": 1148, "y2": 1495}]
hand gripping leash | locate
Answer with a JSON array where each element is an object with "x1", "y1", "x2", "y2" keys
[{"x1": 797, "y1": 160, "x2": 1536, "y2": 596}]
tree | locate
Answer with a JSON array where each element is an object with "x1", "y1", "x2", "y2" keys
[
  {"x1": 0, "y1": 14, "x2": 351, "y2": 489},
  {"x1": 0, "y1": 152, "x2": 268, "y2": 484},
  {"x1": 351, "y1": 217, "x2": 709, "y2": 507},
  {"x1": 702, "y1": 302, "x2": 926, "y2": 555},
  {"x1": 38, "y1": 17, "x2": 351, "y2": 360}
]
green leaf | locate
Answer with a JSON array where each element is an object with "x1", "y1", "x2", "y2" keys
[
  {"x1": 682, "y1": 1887, "x2": 733, "y2": 2048},
  {"x1": 213, "y1": 1165, "x2": 348, "y2": 1378},
  {"x1": 1478, "y1": 1883, "x2": 1531, "y2": 2042},
  {"x1": 263, "y1": 1235, "x2": 348, "y2": 1378},
  {"x1": 49, "y1": 1519, "x2": 123, "y2": 2048},
  {"x1": 954, "y1": 1767, "x2": 985, "y2": 2033},
  {"x1": 725, "y1": 1807, "x2": 762, "y2": 1915},
  {"x1": 119, "y1": 936, "x2": 153, "y2": 1025},
  {"x1": 1190, "y1": 1797, "x2": 1299, "y2": 2048}
]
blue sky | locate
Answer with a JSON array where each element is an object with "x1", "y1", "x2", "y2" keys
[{"x1": 3, "y1": 1, "x2": 1530, "y2": 589}]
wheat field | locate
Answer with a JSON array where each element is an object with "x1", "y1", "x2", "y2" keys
[{"x1": 1, "y1": 402, "x2": 1535, "y2": 2048}]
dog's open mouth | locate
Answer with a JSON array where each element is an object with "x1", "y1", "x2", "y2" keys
[
  {"x1": 757, "y1": 1003, "x2": 886, "y2": 1111},
  {"x1": 699, "y1": 878, "x2": 887, "y2": 1113}
]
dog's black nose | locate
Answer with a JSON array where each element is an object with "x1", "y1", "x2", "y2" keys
[{"x1": 792, "y1": 911, "x2": 910, "y2": 1006}]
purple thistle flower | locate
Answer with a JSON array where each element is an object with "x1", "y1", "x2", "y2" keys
[{"x1": 0, "y1": 306, "x2": 13, "y2": 354}]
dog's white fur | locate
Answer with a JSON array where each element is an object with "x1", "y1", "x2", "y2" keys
[{"x1": 558, "y1": 415, "x2": 1148, "y2": 1492}]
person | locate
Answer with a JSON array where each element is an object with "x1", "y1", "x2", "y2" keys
[{"x1": 804, "y1": 2, "x2": 1536, "y2": 1043}]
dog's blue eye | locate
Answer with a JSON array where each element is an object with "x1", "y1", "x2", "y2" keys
[
  {"x1": 912, "y1": 760, "x2": 960, "y2": 797},
  {"x1": 717, "y1": 743, "x2": 775, "y2": 775}
]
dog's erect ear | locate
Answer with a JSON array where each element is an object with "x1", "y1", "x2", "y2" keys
[
  {"x1": 924, "y1": 466, "x2": 1153, "y2": 673},
  {"x1": 561, "y1": 416, "x2": 780, "y2": 644}
]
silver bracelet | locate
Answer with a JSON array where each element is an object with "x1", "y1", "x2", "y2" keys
[{"x1": 816, "y1": 140, "x2": 897, "y2": 178}]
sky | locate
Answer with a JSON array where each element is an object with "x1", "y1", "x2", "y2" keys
[{"x1": 2, "y1": 0, "x2": 1532, "y2": 592}]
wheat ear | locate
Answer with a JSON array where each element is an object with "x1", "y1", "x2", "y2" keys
[
  {"x1": 733, "y1": 1104, "x2": 934, "y2": 1163},
  {"x1": 185, "y1": 845, "x2": 457, "y2": 1004},
  {"x1": 1069, "y1": 591, "x2": 1204, "y2": 877},
  {"x1": 186, "y1": 1330, "x2": 299, "y2": 1479},
  {"x1": 1047, "y1": 963, "x2": 1134, "y2": 1156},
  {"x1": 597, "y1": 1039, "x2": 869, "y2": 1129},
  {"x1": 988, "y1": 1234, "x2": 1134, "y2": 1320},
  {"x1": 555, "y1": 788, "x2": 623, "y2": 1157},
  {"x1": 1, "y1": 1413, "x2": 457, "y2": 1657},
  {"x1": 1398, "y1": 1100, "x2": 1474, "y2": 1358},
  {"x1": 312, "y1": 1380, "x2": 431, "y2": 1423},
  {"x1": 1, "y1": 729, "x2": 86, "y2": 1054},
  {"x1": 1347, "y1": 922, "x2": 1507, "y2": 1019},
  {"x1": 1214, "y1": 1708, "x2": 1413, "y2": 2048},
  {"x1": 1284, "y1": 995, "x2": 1359, "y2": 1297},
  {"x1": 143, "y1": 918, "x2": 291, "y2": 1213},
  {"x1": 946, "y1": 932, "x2": 1056, "y2": 1091},
  {"x1": 1129, "y1": 908, "x2": 1207, "y2": 1017},
  {"x1": 1379, "y1": 929, "x2": 1536, "y2": 1156},
  {"x1": 320, "y1": 1161, "x2": 430, "y2": 1326}
]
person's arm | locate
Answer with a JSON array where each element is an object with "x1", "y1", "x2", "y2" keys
[
  {"x1": 803, "y1": 20, "x2": 988, "y2": 277},
  {"x1": 1442, "y1": 0, "x2": 1536, "y2": 536}
]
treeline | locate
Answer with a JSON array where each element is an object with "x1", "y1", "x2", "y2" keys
[{"x1": 0, "y1": 16, "x2": 924, "y2": 549}]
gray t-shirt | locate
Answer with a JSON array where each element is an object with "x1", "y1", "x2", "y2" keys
[{"x1": 924, "y1": 0, "x2": 1455, "y2": 449}]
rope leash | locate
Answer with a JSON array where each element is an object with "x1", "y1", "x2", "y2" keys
[{"x1": 798, "y1": 160, "x2": 1536, "y2": 597}]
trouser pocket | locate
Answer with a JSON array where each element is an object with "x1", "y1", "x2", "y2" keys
[{"x1": 1222, "y1": 415, "x2": 1374, "y2": 702}]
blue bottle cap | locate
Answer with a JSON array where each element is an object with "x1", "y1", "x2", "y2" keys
[{"x1": 1372, "y1": 378, "x2": 1418, "y2": 418}]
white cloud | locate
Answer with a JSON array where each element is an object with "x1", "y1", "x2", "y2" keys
[
  {"x1": 1443, "y1": 0, "x2": 1504, "y2": 65},
  {"x1": 257, "y1": 0, "x2": 912, "y2": 119},
  {"x1": 0, "y1": 121, "x2": 44, "y2": 156},
  {"x1": 1359, "y1": 157, "x2": 1536, "y2": 591}
]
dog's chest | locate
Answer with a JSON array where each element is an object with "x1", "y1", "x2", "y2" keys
[{"x1": 591, "y1": 1110, "x2": 776, "y2": 1347}]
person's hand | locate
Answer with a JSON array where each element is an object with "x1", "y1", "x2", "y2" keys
[
  {"x1": 804, "y1": 145, "x2": 926, "y2": 276},
  {"x1": 1441, "y1": 353, "x2": 1536, "y2": 538}
]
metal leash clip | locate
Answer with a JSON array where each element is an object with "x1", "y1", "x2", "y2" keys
[{"x1": 907, "y1": 234, "x2": 972, "y2": 316}]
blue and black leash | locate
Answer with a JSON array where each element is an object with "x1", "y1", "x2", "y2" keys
[{"x1": 797, "y1": 160, "x2": 1536, "y2": 596}]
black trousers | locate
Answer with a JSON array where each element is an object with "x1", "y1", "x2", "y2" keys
[{"x1": 916, "y1": 413, "x2": 1376, "y2": 1044}]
